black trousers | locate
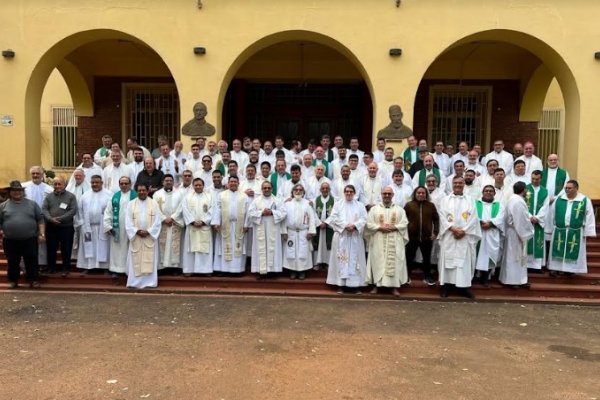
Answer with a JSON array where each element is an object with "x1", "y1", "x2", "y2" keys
[
  {"x1": 405, "y1": 239, "x2": 434, "y2": 279},
  {"x1": 46, "y1": 225, "x2": 75, "y2": 273},
  {"x1": 3, "y1": 237, "x2": 39, "y2": 283}
]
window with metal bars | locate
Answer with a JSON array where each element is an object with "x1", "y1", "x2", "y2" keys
[
  {"x1": 538, "y1": 108, "x2": 561, "y2": 162},
  {"x1": 122, "y1": 84, "x2": 180, "y2": 150},
  {"x1": 52, "y1": 106, "x2": 77, "y2": 168},
  {"x1": 427, "y1": 85, "x2": 492, "y2": 149}
]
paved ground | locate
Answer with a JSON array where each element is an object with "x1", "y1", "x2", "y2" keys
[{"x1": 0, "y1": 291, "x2": 599, "y2": 400}]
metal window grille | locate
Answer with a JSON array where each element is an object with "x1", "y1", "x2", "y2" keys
[
  {"x1": 52, "y1": 106, "x2": 77, "y2": 168},
  {"x1": 122, "y1": 84, "x2": 180, "y2": 149},
  {"x1": 538, "y1": 108, "x2": 562, "y2": 162},
  {"x1": 428, "y1": 86, "x2": 492, "y2": 149}
]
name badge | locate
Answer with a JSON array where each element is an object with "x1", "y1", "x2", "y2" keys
[{"x1": 59, "y1": 202, "x2": 68, "y2": 209}]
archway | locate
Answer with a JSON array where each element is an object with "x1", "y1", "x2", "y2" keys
[
  {"x1": 218, "y1": 31, "x2": 374, "y2": 149},
  {"x1": 412, "y1": 29, "x2": 579, "y2": 174},
  {"x1": 26, "y1": 29, "x2": 180, "y2": 171}
]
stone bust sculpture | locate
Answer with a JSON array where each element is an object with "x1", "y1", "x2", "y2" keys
[
  {"x1": 377, "y1": 104, "x2": 413, "y2": 140},
  {"x1": 181, "y1": 102, "x2": 216, "y2": 137}
]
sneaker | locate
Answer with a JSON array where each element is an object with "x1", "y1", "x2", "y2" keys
[{"x1": 423, "y1": 276, "x2": 436, "y2": 286}]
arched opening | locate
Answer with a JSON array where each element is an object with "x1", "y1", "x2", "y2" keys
[
  {"x1": 220, "y1": 32, "x2": 373, "y2": 149},
  {"x1": 412, "y1": 29, "x2": 578, "y2": 172},
  {"x1": 27, "y1": 29, "x2": 180, "y2": 171}
]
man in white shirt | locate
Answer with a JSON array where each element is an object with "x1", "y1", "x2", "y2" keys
[
  {"x1": 126, "y1": 137, "x2": 151, "y2": 162},
  {"x1": 465, "y1": 150, "x2": 485, "y2": 177},
  {"x1": 449, "y1": 141, "x2": 469, "y2": 174},
  {"x1": 347, "y1": 137, "x2": 364, "y2": 164},
  {"x1": 231, "y1": 138, "x2": 249, "y2": 172},
  {"x1": 69, "y1": 153, "x2": 103, "y2": 186},
  {"x1": 184, "y1": 143, "x2": 203, "y2": 175},
  {"x1": 516, "y1": 141, "x2": 544, "y2": 175},
  {"x1": 432, "y1": 141, "x2": 451, "y2": 177},
  {"x1": 483, "y1": 140, "x2": 514, "y2": 175},
  {"x1": 156, "y1": 143, "x2": 181, "y2": 184},
  {"x1": 510, "y1": 160, "x2": 530, "y2": 184},
  {"x1": 372, "y1": 138, "x2": 386, "y2": 163}
]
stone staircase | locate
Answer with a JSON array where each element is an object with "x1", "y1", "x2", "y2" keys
[{"x1": 1, "y1": 230, "x2": 600, "y2": 304}]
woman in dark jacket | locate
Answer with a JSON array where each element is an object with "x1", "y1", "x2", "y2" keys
[{"x1": 404, "y1": 186, "x2": 440, "y2": 285}]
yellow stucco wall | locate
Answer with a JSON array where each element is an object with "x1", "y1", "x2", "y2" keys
[
  {"x1": 1, "y1": 0, "x2": 599, "y2": 196},
  {"x1": 39, "y1": 69, "x2": 73, "y2": 170}
]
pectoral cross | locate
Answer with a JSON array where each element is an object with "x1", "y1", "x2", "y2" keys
[
  {"x1": 574, "y1": 201, "x2": 583, "y2": 219},
  {"x1": 556, "y1": 232, "x2": 563, "y2": 249},
  {"x1": 156, "y1": 197, "x2": 165, "y2": 210},
  {"x1": 568, "y1": 234, "x2": 578, "y2": 253}
]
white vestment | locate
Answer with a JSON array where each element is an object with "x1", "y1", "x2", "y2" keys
[
  {"x1": 103, "y1": 163, "x2": 135, "y2": 193},
  {"x1": 102, "y1": 190, "x2": 136, "y2": 274},
  {"x1": 239, "y1": 178, "x2": 263, "y2": 255},
  {"x1": 548, "y1": 193, "x2": 596, "y2": 273},
  {"x1": 516, "y1": 154, "x2": 544, "y2": 175},
  {"x1": 184, "y1": 157, "x2": 203, "y2": 175},
  {"x1": 365, "y1": 203, "x2": 409, "y2": 287},
  {"x1": 125, "y1": 198, "x2": 163, "y2": 288},
  {"x1": 66, "y1": 181, "x2": 90, "y2": 259},
  {"x1": 313, "y1": 195, "x2": 335, "y2": 265},
  {"x1": 282, "y1": 198, "x2": 316, "y2": 271},
  {"x1": 475, "y1": 201, "x2": 506, "y2": 271},
  {"x1": 390, "y1": 183, "x2": 412, "y2": 207},
  {"x1": 360, "y1": 176, "x2": 383, "y2": 207},
  {"x1": 500, "y1": 195, "x2": 535, "y2": 285},
  {"x1": 154, "y1": 188, "x2": 184, "y2": 269},
  {"x1": 483, "y1": 150, "x2": 514, "y2": 174},
  {"x1": 325, "y1": 199, "x2": 368, "y2": 287},
  {"x1": 181, "y1": 191, "x2": 214, "y2": 274},
  {"x1": 69, "y1": 164, "x2": 103, "y2": 184},
  {"x1": 438, "y1": 194, "x2": 482, "y2": 287},
  {"x1": 75, "y1": 189, "x2": 112, "y2": 269},
  {"x1": 248, "y1": 195, "x2": 287, "y2": 274},
  {"x1": 212, "y1": 190, "x2": 248, "y2": 273}
]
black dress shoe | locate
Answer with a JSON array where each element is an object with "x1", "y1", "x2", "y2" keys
[
  {"x1": 463, "y1": 288, "x2": 475, "y2": 299},
  {"x1": 30, "y1": 281, "x2": 41, "y2": 289},
  {"x1": 440, "y1": 285, "x2": 449, "y2": 298}
]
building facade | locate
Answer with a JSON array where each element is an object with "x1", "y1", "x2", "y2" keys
[{"x1": 0, "y1": 0, "x2": 598, "y2": 196}]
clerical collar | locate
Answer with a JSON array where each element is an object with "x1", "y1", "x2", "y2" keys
[
  {"x1": 165, "y1": 188, "x2": 173, "y2": 193},
  {"x1": 482, "y1": 198, "x2": 493, "y2": 203}
]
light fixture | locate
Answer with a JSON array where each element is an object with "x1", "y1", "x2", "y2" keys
[
  {"x1": 389, "y1": 48, "x2": 402, "y2": 57},
  {"x1": 2, "y1": 49, "x2": 15, "y2": 58},
  {"x1": 193, "y1": 47, "x2": 206, "y2": 55}
]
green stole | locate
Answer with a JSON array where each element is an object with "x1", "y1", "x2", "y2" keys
[
  {"x1": 326, "y1": 149, "x2": 334, "y2": 162},
  {"x1": 99, "y1": 147, "x2": 109, "y2": 158},
  {"x1": 111, "y1": 190, "x2": 138, "y2": 241},
  {"x1": 217, "y1": 161, "x2": 226, "y2": 175},
  {"x1": 313, "y1": 196, "x2": 334, "y2": 250},
  {"x1": 475, "y1": 200, "x2": 500, "y2": 259},
  {"x1": 270, "y1": 171, "x2": 291, "y2": 196},
  {"x1": 418, "y1": 168, "x2": 441, "y2": 187},
  {"x1": 402, "y1": 148, "x2": 416, "y2": 171},
  {"x1": 526, "y1": 184, "x2": 548, "y2": 258},
  {"x1": 312, "y1": 159, "x2": 329, "y2": 177},
  {"x1": 552, "y1": 197, "x2": 587, "y2": 261},
  {"x1": 541, "y1": 167, "x2": 567, "y2": 196}
]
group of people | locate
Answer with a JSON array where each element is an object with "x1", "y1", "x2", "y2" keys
[{"x1": 0, "y1": 133, "x2": 595, "y2": 297}]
